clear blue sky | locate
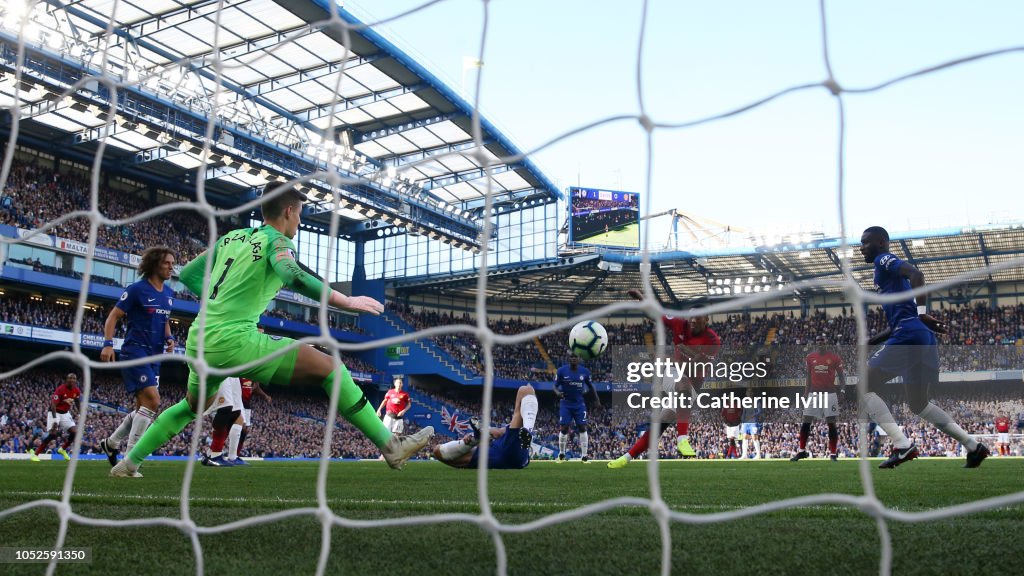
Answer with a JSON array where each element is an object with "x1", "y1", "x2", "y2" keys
[{"x1": 344, "y1": 0, "x2": 1024, "y2": 248}]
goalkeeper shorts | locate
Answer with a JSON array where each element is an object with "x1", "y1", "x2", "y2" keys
[{"x1": 186, "y1": 331, "x2": 298, "y2": 399}]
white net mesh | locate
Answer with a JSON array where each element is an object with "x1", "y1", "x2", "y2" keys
[{"x1": 1, "y1": 1, "x2": 1023, "y2": 575}]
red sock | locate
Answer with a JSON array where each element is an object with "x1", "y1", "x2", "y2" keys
[
  {"x1": 799, "y1": 431, "x2": 808, "y2": 450},
  {"x1": 628, "y1": 431, "x2": 651, "y2": 459},
  {"x1": 676, "y1": 421, "x2": 689, "y2": 436},
  {"x1": 61, "y1": 437, "x2": 73, "y2": 450},
  {"x1": 210, "y1": 426, "x2": 229, "y2": 453},
  {"x1": 36, "y1": 435, "x2": 54, "y2": 453},
  {"x1": 828, "y1": 436, "x2": 838, "y2": 454}
]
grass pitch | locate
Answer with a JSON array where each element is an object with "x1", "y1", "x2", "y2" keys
[{"x1": 1, "y1": 458, "x2": 1021, "y2": 575}]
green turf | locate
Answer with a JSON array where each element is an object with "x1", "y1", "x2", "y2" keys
[{"x1": 1, "y1": 459, "x2": 1021, "y2": 575}]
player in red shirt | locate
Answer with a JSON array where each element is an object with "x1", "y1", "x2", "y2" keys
[
  {"x1": 236, "y1": 377, "x2": 271, "y2": 458},
  {"x1": 608, "y1": 290, "x2": 721, "y2": 468},
  {"x1": 995, "y1": 413, "x2": 1011, "y2": 456},
  {"x1": 722, "y1": 398, "x2": 743, "y2": 459},
  {"x1": 28, "y1": 373, "x2": 81, "y2": 462},
  {"x1": 791, "y1": 338, "x2": 846, "y2": 462},
  {"x1": 377, "y1": 375, "x2": 412, "y2": 434}
]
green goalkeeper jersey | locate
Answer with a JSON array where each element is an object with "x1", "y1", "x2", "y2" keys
[{"x1": 178, "y1": 224, "x2": 326, "y2": 350}]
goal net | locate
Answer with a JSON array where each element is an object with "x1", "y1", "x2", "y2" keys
[{"x1": 1, "y1": 1, "x2": 1023, "y2": 575}]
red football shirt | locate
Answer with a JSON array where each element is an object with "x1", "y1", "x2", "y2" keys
[
  {"x1": 995, "y1": 416, "x2": 1010, "y2": 433},
  {"x1": 240, "y1": 378, "x2": 255, "y2": 408},
  {"x1": 661, "y1": 315, "x2": 720, "y2": 386},
  {"x1": 806, "y1": 351, "x2": 843, "y2": 393},
  {"x1": 384, "y1": 389, "x2": 410, "y2": 416},
  {"x1": 51, "y1": 384, "x2": 80, "y2": 414},
  {"x1": 722, "y1": 406, "x2": 743, "y2": 427}
]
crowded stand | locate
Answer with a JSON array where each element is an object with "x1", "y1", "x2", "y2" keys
[
  {"x1": 0, "y1": 369, "x2": 388, "y2": 459},
  {"x1": 0, "y1": 158, "x2": 226, "y2": 263},
  {"x1": 388, "y1": 302, "x2": 1024, "y2": 381}
]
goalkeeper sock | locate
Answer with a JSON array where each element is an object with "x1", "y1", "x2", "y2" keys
[
  {"x1": 126, "y1": 399, "x2": 195, "y2": 467},
  {"x1": 558, "y1": 433, "x2": 567, "y2": 455},
  {"x1": 754, "y1": 439, "x2": 761, "y2": 458},
  {"x1": 918, "y1": 402, "x2": 978, "y2": 451},
  {"x1": 520, "y1": 395, "x2": 538, "y2": 430},
  {"x1": 227, "y1": 423, "x2": 242, "y2": 460},
  {"x1": 126, "y1": 407, "x2": 156, "y2": 454},
  {"x1": 579, "y1": 432, "x2": 589, "y2": 458},
  {"x1": 741, "y1": 438, "x2": 748, "y2": 458},
  {"x1": 861, "y1": 392, "x2": 911, "y2": 449},
  {"x1": 108, "y1": 412, "x2": 133, "y2": 446},
  {"x1": 323, "y1": 366, "x2": 391, "y2": 449},
  {"x1": 439, "y1": 439, "x2": 473, "y2": 461}
]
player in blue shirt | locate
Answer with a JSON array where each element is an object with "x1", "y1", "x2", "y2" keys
[
  {"x1": 554, "y1": 355, "x2": 600, "y2": 462},
  {"x1": 433, "y1": 384, "x2": 539, "y2": 470},
  {"x1": 99, "y1": 246, "x2": 177, "y2": 471},
  {"x1": 859, "y1": 226, "x2": 989, "y2": 469}
]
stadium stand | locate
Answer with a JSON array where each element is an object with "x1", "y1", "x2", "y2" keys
[{"x1": 0, "y1": 158, "x2": 213, "y2": 262}]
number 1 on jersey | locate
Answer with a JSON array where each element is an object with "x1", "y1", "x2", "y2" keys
[{"x1": 210, "y1": 257, "x2": 235, "y2": 300}]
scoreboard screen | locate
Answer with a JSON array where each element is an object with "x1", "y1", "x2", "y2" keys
[{"x1": 568, "y1": 187, "x2": 640, "y2": 249}]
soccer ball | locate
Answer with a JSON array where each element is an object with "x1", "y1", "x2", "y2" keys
[{"x1": 569, "y1": 321, "x2": 608, "y2": 360}]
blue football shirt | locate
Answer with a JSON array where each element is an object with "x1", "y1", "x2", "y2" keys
[
  {"x1": 116, "y1": 279, "x2": 174, "y2": 356},
  {"x1": 555, "y1": 364, "x2": 592, "y2": 404}
]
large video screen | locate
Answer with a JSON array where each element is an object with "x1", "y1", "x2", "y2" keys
[{"x1": 568, "y1": 187, "x2": 640, "y2": 249}]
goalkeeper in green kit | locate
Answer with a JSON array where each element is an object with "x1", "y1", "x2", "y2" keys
[{"x1": 111, "y1": 185, "x2": 433, "y2": 477}]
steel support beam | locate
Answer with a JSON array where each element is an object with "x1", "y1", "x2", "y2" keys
[
  {"x1": 571, "y1": 271, "x2": 610, "y2": 306},
  {"x1": 243, "y1": 52, "x2": 386, "y2": 96},
  {"x1": 653, "y1": 263, "x2": 680, "y2": 306},
  {"x1": 354, "y1": 113, "x2": 458, "y2": 142}
]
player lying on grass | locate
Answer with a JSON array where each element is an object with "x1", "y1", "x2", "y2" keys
[
  {"x1": 111, "y1": 184, "x2": 433, "y2": 477},
  {"x1": 859, "y1": 225, "x2": 988, "y2": 469},
  {"x1": 433, "y1": 384, "x2": 538, "y2": 469}
]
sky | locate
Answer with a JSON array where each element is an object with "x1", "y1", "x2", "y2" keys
[{"x1": 343, "y1": 0, "x2": 1024, "y2": 250}]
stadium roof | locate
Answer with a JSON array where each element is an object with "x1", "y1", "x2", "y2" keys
[
  {"x1": 0, "y1": 0, "x2": 560, "y2": 246},
  {"x1": 391, "y1": 223, "x2": 1024, "y2": 306}
]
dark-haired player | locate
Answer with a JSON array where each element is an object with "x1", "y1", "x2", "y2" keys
[
  {"x1": 722, "y1": 399, "x2": 743, "y2": 459},
  {"x1": 608, "y1": 289, "x2": 720, "y2": 468},
  {"x1": 112, "y1": 184, "x2": 432, "y2": 477},
  {"x1": 859, "y1": 226, "x2": 988, "y2": 469},
  {"x1": 792, "y1": 338, "x2": 846, "y2": 462},
  {"x1": 554, "y1": 355, "x2": 599, "y2": 462},
  {"x1": 433, "y1": 384, "x2": 538, "y2": 469},
  {"x1": 99, "y1": 246, "x2": 176, "y2": 471},
  {"x1": 28, "y1": 373, "x2": 81, "y2": 462},
  {"x1": 995, "y1": 412, "x2": 1010, "y2": 456}
]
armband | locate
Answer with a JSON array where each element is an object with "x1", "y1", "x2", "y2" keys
[
  {"x1": 916, "y1": 305, "x2": 927, "y2": 316},
  {"x1": 103, "y1": 340, "x2": 114, "y2": 347}
]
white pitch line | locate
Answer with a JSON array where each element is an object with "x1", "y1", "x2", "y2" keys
[{"x1": 3, "y1": 490, "x2": 744, "y2": 511}]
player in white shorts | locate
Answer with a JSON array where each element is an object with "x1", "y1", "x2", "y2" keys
[
  {"x1": 201, "y1": 377, "x2": 244, "y2": 466},
  {"x1": 377, "y1": 375, "x2": 411, "y2": 434},
  {"x1": 792, "y1": 339, "x2": 846, "y2": 462}
]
